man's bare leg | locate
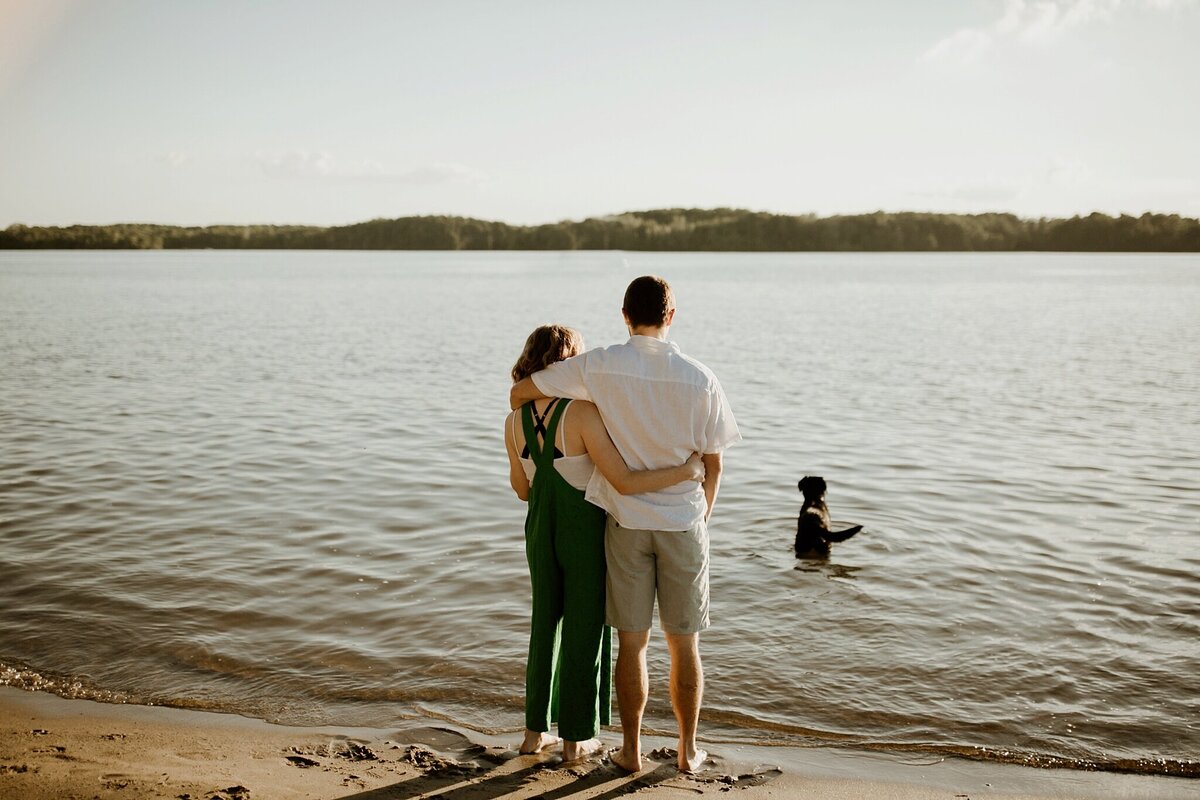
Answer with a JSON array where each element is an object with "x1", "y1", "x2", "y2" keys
[
  {"x1": 665, "y1": 631, "x2": 706, "y2": 772},
  {"x1": 611, "y1": 629, "x2": 651, "y2": 772}
]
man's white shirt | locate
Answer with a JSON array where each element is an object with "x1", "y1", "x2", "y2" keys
[{"x1": 531, "y1": 335, "x2": 740, "y2": 531}]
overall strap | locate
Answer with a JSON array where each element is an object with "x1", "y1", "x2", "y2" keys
[
  {"x1": 521, "y1": 399, "x2": 554, "y2": 462},
  {"x1": 521, "y1": 399, "x2": 555, "y2": 464},
  {"x1": 521, "y1": 399, "x2": 571, "y2": 470},
  {"x1": 541, "y1": 398, "x2": 570, "y2": 461},
  {"x1": 528, "y1": 399, "x2": 558, "y2": 444}
]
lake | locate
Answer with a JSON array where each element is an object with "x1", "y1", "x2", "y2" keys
[{"x1": 0, "y1": 250, "x2": 1197, "y2": 777}]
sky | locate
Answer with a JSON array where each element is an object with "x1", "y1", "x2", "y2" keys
[{"x1": 1, "y1": 0, "x2": 1198, "y2": 227}]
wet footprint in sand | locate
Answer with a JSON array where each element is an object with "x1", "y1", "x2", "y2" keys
[
  {"x1": 695, "y1": 766, "x2": 783, "y2": 790},
  {"x1": 647, "y1": 747, "x2": 716, "y2": 773}
]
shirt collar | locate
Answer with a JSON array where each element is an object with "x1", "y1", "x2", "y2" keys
[{"x1": 627, "y1": 334, "x2": 680, "y2": 354}]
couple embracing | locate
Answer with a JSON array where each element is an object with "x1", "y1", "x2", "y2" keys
[{"x1": 504, "y1": 275, "x2": 740, "y2": 772}]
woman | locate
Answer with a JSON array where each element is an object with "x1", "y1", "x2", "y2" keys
[{"x1": 505, "y1": 325, "x2": 703, "y2": 762}]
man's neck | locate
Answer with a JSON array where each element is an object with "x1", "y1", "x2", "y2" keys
[{"x1": 629, "y1": 325, "x2": 669, "y2": 341}]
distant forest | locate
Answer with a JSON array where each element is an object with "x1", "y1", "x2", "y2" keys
[{"x1": 3, "y1": 209, "x2": 1199, "y2": 251}]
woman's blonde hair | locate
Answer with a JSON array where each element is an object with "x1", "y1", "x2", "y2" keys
[{"x1": 511, "y1": 325, "x2": 584, "y2": 383}]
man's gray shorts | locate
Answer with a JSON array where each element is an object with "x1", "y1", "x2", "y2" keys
[{"x1": 604, "y1": 515, "x2": 710, "y2": 635}]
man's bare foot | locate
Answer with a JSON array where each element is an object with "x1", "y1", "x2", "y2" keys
[
  {"x1": 519, "y1": 730, "x2": 561, "y2": 754},
  {"x1": 609, "y1": 746, "x2": 642, "y2": 772},
  {"x1": 678, "y1": 747, "x2": 708, "y2": 773},
  {"x1": 562, "y1": 738, "x2": 603, "y2": 762}
]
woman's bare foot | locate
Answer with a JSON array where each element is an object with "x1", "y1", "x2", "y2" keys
[
  {"x1": 609, "y1": 746, "x2": 642, "y2": 772},
  {"x1": 562, "y1": 738, "x2": 603, "y2": 762},
  {"x1": 678, "y1": 746, "x2": 708, "y2": 773},
  {"x1": 519, "y1": 730, "x2": 561, "y2": 754}
]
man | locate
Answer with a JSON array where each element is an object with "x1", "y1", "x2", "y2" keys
[{"x1": 509, "y1": 275, "x2": 740, "y2": 772}]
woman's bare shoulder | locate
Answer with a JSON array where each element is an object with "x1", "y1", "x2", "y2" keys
[
  {"x1": 567, "y1": 399, "x2": 600, "y2": 420},
  {"x1": 560, "y1": 399, "x2": 598, "y2": 455}
]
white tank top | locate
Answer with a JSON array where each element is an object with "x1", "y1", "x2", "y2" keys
[{"x1": 514, "y1": 400, "x2": 595, "y2": 492}]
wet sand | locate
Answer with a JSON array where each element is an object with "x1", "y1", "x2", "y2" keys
[{"x1": 2, "y1": 688, "x2": 1195, "y2": 800}]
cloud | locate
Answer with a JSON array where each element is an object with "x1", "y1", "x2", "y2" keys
[
  {"x1": 257, "y1": 150, "x2": 365, "y2": 179},
  {"x1": 1045, "y1": 157, "x2": 1091, "y2": 186},
  {"x1": 1013, "y1": 0, "x2": 1120, "y2": 43},
  {"x1": 396, "y1": 162, "x2": 486, "y2": 186},
  {"x1": 909, "y1": 178, "x2": 1029, "y2": 205},
  {"x1": 255, "y1": 150, "x2": 485, "y2": 186},
  {"x1": 920, "y1": 0, "x2": 1193, "y2": 62},
  {"x1": 909, "y1": 157, "x2": 1093, "y2": 207},
  {"x1": 920, "y1": 28, "x2": 993, "y2": 64},
  {"x1": 155, "y1": 151, "x2": 191, "y2": 168},
  {"x1": 907, "y1": 157, "x2": 1200, "y2": 216},
  {"x1": 950, "y1": 181, "x2": 1027, "y2": 204}
]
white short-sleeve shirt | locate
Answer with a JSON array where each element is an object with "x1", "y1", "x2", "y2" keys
[{"x1": 531, "y1": 335, "x2": 741, "y2": 531}]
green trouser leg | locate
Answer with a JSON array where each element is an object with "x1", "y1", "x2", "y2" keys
[
  {"x1": 522, "y1": 399, "x2": 613, "y2": 740},
  {"x1": 524, "y1": 485, "x2": 611, "y2": 739},
  {"x1": 525, "y1": 501, "x2": 563, "y2": 733},
  {"x1": 553, "y1": 494, "x2": 611, "y2": 742}
]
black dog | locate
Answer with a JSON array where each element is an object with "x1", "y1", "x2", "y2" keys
[{"x1": 795, "y1": 476, "x2": 863, "y2": 558}]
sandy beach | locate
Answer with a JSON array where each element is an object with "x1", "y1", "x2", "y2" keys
[{"x1": 1, "y1": 687, "x2": 1194, "y2": 800}]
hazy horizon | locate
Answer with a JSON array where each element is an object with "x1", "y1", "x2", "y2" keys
[
  {"x1": 3, "y1": 0, "x2": 1198, "y2": 227},
  {"x1": 5, "y1": 205, "x2": 1198, "y2": 232}
]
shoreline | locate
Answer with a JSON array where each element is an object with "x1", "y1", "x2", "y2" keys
[{"x1": 2, "y1": 687, "x2": 1196, "y2": 800}]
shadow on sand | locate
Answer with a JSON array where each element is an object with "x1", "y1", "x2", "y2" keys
[{"x1": 339, "y1": 755, "x2": 678, "y2": 800}]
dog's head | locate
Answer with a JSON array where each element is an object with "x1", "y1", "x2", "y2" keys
[{"x1": 798, "y1": 476, "x2": 827, "y2": 500}]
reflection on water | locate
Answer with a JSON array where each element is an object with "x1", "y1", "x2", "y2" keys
[
  {"x1": 1, "y1": 250, "x2": 1198, "y2": 777},
  {"x1": 793, "y1": 562, "x2": 863, "y2": 580}
]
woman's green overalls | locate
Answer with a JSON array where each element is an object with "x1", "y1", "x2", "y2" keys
[{"x1": 522, "y1": 399, "x2": 612, "y2": 741}]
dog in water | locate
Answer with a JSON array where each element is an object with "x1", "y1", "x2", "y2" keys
[{"x1": 795, "y1": 476, "x2": 863, "y2": 558}]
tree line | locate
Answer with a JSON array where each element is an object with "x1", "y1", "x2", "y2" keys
[{"x1": 2, "y1": 209, "x2": 1198, "y2": 251}]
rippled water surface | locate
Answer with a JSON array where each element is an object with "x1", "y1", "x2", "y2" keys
[{"x1": 1, "y1": 250, "x2": 1197, "y2": 776}]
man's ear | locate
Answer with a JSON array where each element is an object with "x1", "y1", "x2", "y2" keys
[{"x1": 664, "y1": 308, "x2": 676, "y2": 326}]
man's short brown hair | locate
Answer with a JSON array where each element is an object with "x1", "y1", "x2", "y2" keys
[{"x1": 622, "y1": 275, "x2": 675, "y2": 329}]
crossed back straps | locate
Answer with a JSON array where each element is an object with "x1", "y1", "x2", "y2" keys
[{"x1": 520, "y1": 398, "x2": 570, "y2": 467}]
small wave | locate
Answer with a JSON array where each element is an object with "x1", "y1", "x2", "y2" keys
[
  {"x1": 0, "y1": 660, "x2": 247, "y2": 715},
  {"x1": 846, "y1": 741, "x2": 1200, "y2": 779},
  {"x1": 689, "y1": 708, "x2": 1200, "y2": 778},
  {"x1": 0, "y1": 661, "x2": 142, "y2": 705}
]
